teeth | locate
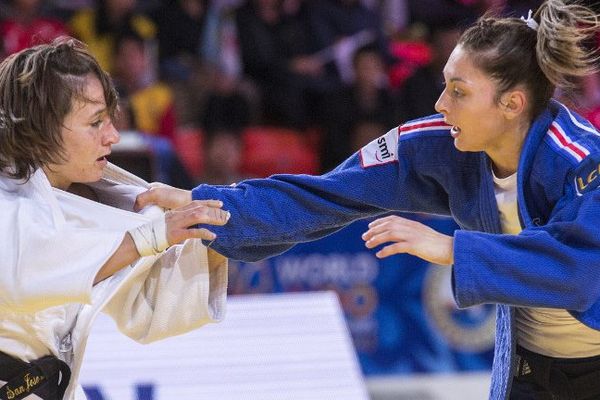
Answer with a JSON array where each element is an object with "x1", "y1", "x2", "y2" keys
[{"x1": 451, "y1": 126, "x2": 460, "y2": 134}]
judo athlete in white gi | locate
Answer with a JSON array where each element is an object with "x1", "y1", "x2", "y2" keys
[{"x1": 0, "y1": 38, "x2": 230, "y2": 400}]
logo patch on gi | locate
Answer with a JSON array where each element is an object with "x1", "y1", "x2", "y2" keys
[
  {"x1": 572, "y1": 158, "x2": 600, "y2": 196},
  {"x1": 359, "y1": 128, "x2": 399, "y2": 168}
]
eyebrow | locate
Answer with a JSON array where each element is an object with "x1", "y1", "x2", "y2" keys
[{"x1": 88, "y1": 107, "x2": 107, "y2": 119}]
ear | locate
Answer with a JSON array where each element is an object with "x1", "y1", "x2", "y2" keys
[{"x1": 499, "y1": 89, "x2": 527, "y2": 119}]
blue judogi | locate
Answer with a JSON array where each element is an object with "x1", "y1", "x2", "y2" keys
[{"x1": 193, "y1": 100, "x2": 600, "y2": 399}]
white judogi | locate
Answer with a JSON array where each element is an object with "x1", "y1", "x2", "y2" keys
[{"x1": 0, "y1": 164, "x2": 228, "y2": 399}]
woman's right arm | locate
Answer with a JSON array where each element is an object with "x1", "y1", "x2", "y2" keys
[
  {"x1": 93, "y1": 200, "x2": 229, "y2": 284},
  {"x1": 136, "y1": 124, "x2": 457, "y2": 261},
  {"x1": 0, "y1": 196, "x2": 228, "y2": 313}
]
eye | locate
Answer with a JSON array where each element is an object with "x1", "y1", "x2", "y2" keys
[
  {"x1": 451, "y1": 87, "x2": 464, "y2": 98},
  {"x1": 90, "y1": 118, "x2": 105, "y2": 128}
]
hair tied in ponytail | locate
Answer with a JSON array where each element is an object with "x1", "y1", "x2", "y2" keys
[{"x1": 521, "y1": 10, "x2": 539, "y2": 31}]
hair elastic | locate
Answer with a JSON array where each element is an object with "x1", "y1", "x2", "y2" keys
[{"x1": 521, "y1": 9, "x2": 539, "y2": 31}]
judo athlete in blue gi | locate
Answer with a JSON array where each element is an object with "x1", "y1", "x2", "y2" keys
[{"x1": 137, "y1": 0, "x2": 600, "y2": 398}]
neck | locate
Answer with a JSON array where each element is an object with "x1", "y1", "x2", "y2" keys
[
  {"x1": 42, "y1": 167, "x2": 71, "y2": 190},
  {"x1": 491, "y1": 158, "x2": 518, "y2": 178},
  {"x1": 487, "y1": 118, "x2": 530, "y2": 178},
  {"x1": 69, "y1": 183, "x2": 98, "y2": 200}
]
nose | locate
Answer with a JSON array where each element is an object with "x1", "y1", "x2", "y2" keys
[
  {"x1": 434, "y1": 91, "x2": 446, "y2": 116},
  {"x1": 103, "y1": 121, "x2": 120, "y2": 145}
]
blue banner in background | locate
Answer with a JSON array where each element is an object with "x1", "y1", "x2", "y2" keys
[{"x1": 227, "y1": 215, "x2": 494, "y2": 376}]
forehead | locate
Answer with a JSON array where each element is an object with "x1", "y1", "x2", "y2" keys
[
  {"x1": 443, "y1": 45, "x2": 491, "y2": 83},
  {"x1": 71, "y1": 75, "x2": 106, "y2": 110}
]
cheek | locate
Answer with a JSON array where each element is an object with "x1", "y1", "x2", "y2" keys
[
  {"x1": 66, "y1": 141, "x2": 97, "y2": 170},
  {"x1": 470, "y1": 115, "x2": 506, "y2": 146},
  {"x1": 462, "y1": 102, "x2": 498, "y2": 128}
]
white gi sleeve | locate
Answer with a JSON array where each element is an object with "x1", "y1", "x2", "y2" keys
[{"x1": 101, "y1": 240, "x2": 228, "y2": 344}]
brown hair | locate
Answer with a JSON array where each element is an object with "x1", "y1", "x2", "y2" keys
[
  {"x1": 458, "y1": 0, "x2": 599, "y2": 119},
  {"x1": 0, "y1": 37, "x2": 118, "y2": 181}
]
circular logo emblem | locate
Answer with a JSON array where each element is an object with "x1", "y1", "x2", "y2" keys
[{"x1": 422, "y1": 264, "x2": 495, "y2": 352}]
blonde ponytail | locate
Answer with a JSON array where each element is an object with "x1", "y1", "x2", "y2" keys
[
  {"x1": 459, "y1": 0, "x2": 599, "y2": 118},
  {"x1": 535, "y1": 0, "x2": 599, "y2": 88}
]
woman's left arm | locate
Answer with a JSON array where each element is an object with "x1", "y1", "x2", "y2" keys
[
  {"x1": 362, "y1": 190, "x2": 600, "y2": 314},
  {"x1": 452, "y1": 189, "x2": 600, "y2": 312}
]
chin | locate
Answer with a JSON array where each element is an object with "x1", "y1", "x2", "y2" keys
[
  {"x1": 93, "y1": 172, "x2": 104, "y2": 183},
  {"x1": 453, "y1": 138, "x2": 481, "y2": 153},
  {"x1": 82, "y1": 171, "x2": 104, "y2": 184},
  {"x1": 453, "y1": 138, "x2": 468, "y2": 152}
]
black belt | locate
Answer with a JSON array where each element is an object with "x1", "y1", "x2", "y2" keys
[
  {"x1": 0, "y1": 352, "x2": 70, "y2": 400},
  {"x1": 514, "y1": 346, "x2": 600, "y2": 400}
]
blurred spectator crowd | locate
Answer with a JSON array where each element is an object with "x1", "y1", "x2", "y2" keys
[{"x1": 1, "y1": 0, "x2": 598, "y2": 187}]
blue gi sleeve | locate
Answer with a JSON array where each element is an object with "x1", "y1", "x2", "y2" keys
[
  {"x1": 192, "y1": 126, "x2": 454, "y2": 261},
  {"x1": 453, "y1": 187, "x2": 600, "y2": 324}
]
